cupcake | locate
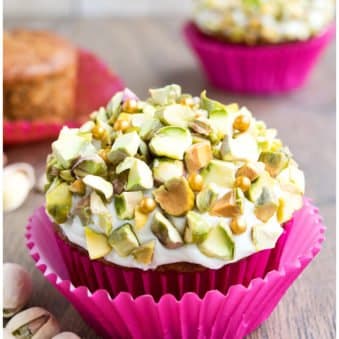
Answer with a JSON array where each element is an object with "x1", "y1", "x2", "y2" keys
[
  {"x1": 3, "y1": 30, "x2": 77, "y2": 122},
  {"x1": 42, "y1": 84, "x2": 305, "y2": 300},
  {"x1": 184, "y1": 0, "x2": 335, "y2": 93}
]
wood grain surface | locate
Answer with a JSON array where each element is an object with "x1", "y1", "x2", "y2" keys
[{"x1": 3, "y1": 17, "x2": 336, "y2": 339}]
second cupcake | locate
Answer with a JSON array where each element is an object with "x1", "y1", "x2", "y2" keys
[{"x1": 184, "y1": 0, "x2": 335, "y2": 93}]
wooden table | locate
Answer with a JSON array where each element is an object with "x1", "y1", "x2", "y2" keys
[{"x1": 4, "y1": 17, "x2": 335, "y2": 339}]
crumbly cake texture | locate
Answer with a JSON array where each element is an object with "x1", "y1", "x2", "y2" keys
[
  {"x1": 3, "y1": 30, "x2": 77, "y2": 122},
  {"x1": 45, "y1": 85, "x2": 305, "y2": 270},
  {"x1": 193, "y1": 0, "x2": 335, "y2": 45}
]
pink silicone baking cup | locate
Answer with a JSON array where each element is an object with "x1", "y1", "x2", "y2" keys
[
  {"x1": 4, "y1": 49, "x2": 124, "y2": 145},
  {"x1": 26, "y1": 198, "x2": 324, "y2": 338},
  {"x1": 183, "y1": 22, "x2": 335, "y2": 94}
]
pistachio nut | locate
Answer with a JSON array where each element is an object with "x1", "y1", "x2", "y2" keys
[
  {"x1": 52, "y1": 332, "x2": 81, "y2": 339},
  {"x1": 3, "y1": 328, "x2": 15, "y2": 339},
  {"x1": 3, "y1": 163, "x2": 35, "y2": 212},
  {"x1": 3, "y1": 263, "x2": 33, "y2": 318},
  {"x1": 6, "y1": 307, "x2": 60, "y2": 339}
]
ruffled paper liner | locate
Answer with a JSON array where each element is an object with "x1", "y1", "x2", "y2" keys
[
  {"x1": 26, "y1": 199, "x2": 324, "y2": 338},
  {"x1": 183, "y1": 22, "x2": 335, "y2": 94},
  {"x1": 4, "y1": 49, "x2": 124, "y2": 145}
]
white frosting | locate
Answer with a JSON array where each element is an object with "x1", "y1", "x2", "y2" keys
[{"x1": 58, "y1": 186, "x2": 283, "y2": 270}]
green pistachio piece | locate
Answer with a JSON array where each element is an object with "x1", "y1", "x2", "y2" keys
[
  {"x1": 196, "y1": 183, "x2": 219, "y2": 212},
  {"x1": 254, "y1": 187, "x2": 278, "y2": 222},
  {"x1": 152, "y1": 158, "x2": 184, "y2": 183},
  {"x1": 114, "y1": 191, "x2": 143, "y2": 219},
  {"x1": 259, "y1": 151, "x2": 289, "y2": 177},
  {"x1": 220, "y1": 133, "x2": 259, "y2": 162},
  {"x1": 200, "y1": 90, "x2": 226, "y2": 113},
  {"x1": 85, "y1": 227, "x2": 111, "y2": 260},
  {"x1": 184, "y1": 211, "x2": 211, "y2": 244},
  {"x1": 153, "y1": 177, "x2": 194, "y2": 216},
  {"x1": 79, "y1": 120, "x2": 96, "y2": 133},
  {"x1": 184, "y1": 142, "x2": 212, "y2": 173},
  {"x1": 109, "y1": 224, "x2": 139, "y2": 257},
  {"x1": 251, "y1": 223, "x2": 283, "y2": 251},
  {"x1": 73, "y1": 155, "x2": 107, "y2": 178},
  {"x1": 247, "y1": 171, "x2": 276, "y2": 202},
  {"x1": 198, "y1": 224, "x2": 234, "y2": 260},
  {"x1": 116, "y1": 157, "x2": 135, "y2": 174},
  {"x1": 83, "y1": 175, "x2": 113, "y2": 200},
  {"x1": 106, "y1": 91, "x2": 123, "y2": 123},
  {"x1": 46, "y1": 179, "x2": 72, "y2": 224},
  {"x1": 210, "y1": 188, "x2": 244, "y2": 218},
  {"x1": 188, "y1": 118, "x2": 212, "y2": 136},
  {"x1": 139, "y1": 118, "x2": 163, "y2": 141},
  {"x1": 108, "y1": 131, "x2": 141, "y2": 164},
  {"x1": 126, "y1": 159, "x2": 153, "y2": 191},
  {"x1": 277, "y1": 191, "x2": 303, "y2": 224},
  {"x1": 149, "y1": 84, "x2": 181, "y2": 105},
  {"x1": 159, "y1": 104, "x2": 195, "y2": 127},
  {"x1": 151, "y1": 212, "x2": 184, "y2": 249},
  {"x1": 201, "y1": 160, "x2": 235, "y2": 188},
  {"x1": 149, "y1": 126, "x2": 192, "y2": 160},
  {"x1": 277, "y1": 165, "x2": 305, "y2": 194},
  {"x1": 90, "y1": 191, "x2": 112, "y2": 235},
  {"x1": 52, "y1": 127, "x2": 96, "y2": 168},
  {"x1": 132, "y1": 240, "x2": 155, "y2": 264},
  {"x1": 59, "y1": 169, "x2": 74, "y2": 182}
]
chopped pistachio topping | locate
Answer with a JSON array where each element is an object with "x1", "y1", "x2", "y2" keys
[
  {"x1": 193, "y1": 0, "x2": 335, "y2": 44},
  {"x1": 45, "y1": 85, "x2": 304, "y2": 266}
]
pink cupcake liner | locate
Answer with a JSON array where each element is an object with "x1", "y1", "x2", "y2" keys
[
  {"x1": 26, "y1": 198, "x2": 324, "y2": 338},
  {"x1": 4, "y1": 48, "x2": 124, "y2": 145},
  {"x1": 51, "y1": 208, "x2": 289, "y2": 300},
  {"x1": 183, "y1": 22, "x2": 335, "y2": 94}
]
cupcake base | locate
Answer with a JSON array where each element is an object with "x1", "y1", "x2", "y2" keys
[
  {"x1": 26, "y1": 199, "x2": 325, "y2": 338},
  {"x1": 183, "y1": 22, "x2": 335, "y2": 94}
]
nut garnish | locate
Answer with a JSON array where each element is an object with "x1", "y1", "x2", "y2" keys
[
  {"x1": 3, "y1": 263, "x2": 32, "y2": 318},
  {"x1": 6, "y1": 307, "x2": 60, "y2": 339}
]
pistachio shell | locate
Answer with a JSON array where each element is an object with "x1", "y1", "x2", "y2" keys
[
  {"x1": 6, "y1": 307, "x2": 60, "y2": 339},
  {"x1": 4, "y1": 163, "x2": 35, "y2": 212},
  {"x1": 3, "y1": 263, "x2": 32, "y2": 318}
]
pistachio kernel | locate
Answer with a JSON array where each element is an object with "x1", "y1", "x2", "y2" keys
[
  {"x1": 188, "y1": 173, "x2": 204, "y2": 192},
  {"x1": 233, "y1": 115, "x2": 250, "y2": 133},
  {"x1": 139, "y1": 197, "x2": 156, "y2": 214},
  {"x1": 69, "y1": 179, "x2": 86, "y2": 195},
  {"x1": 230, "y1": 216, "x2": 247, "y2": 235},
  {"x1": 234, "y1": 175, "x2": 251, "y2": 192},
  {"x1": 92, "y1": 125, "x2": 106, "y2": 140},
  {"x1": 114, "y1": 119, "x2": 130, "y2": 132},
  {"x1": 122, "y1": 99, "x2": 139, "y2": 113}
]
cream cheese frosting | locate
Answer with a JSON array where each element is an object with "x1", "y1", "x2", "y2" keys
[
  {"x1": 193, "y1": 0, "x2": 335, "y2": 44},
  {"x1": 44, "y1": 85, "x2": 305, "y2": 270}
]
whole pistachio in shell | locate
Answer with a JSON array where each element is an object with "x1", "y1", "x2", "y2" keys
[
  {"x1": 3, "y1": 163, "x2": 35, "y2": 212},
  {"x1": 6, "y1": 307, "x2": 60, "y2": 339},
  {"x1": 3, "y1": 263, "x2": 32, "y2": 318},
  {"x1": 52, "y1": 332, "x2": 81, "y2": 339},
  {"x1": 3, "y1": 328, "x2": 15, "y2": 339}
]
